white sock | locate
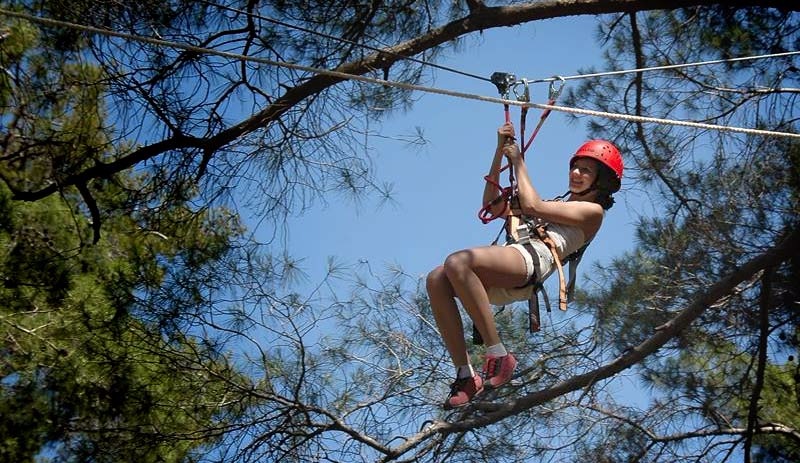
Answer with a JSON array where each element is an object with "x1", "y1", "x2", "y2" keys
[
  {"x1": 486, "y1": 343, "x2": 508, "y2": 357},
  {"x1": 456, "y1": 364, "x2": 475, "y2": 379}
]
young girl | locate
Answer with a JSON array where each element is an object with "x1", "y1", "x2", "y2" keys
[{"x1": 426, "y1": 121, "x2": 623, "y2": 409}]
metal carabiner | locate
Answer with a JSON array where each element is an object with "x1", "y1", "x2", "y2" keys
[
  {"x1": 512, "y1": 78, "x2": 530, "y2": 103},
  {"x1": 548, "y1": 75, "x2": 566, "y2": 101}
]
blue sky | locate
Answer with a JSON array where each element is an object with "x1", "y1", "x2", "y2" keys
[
  {"x1": 264, "y1": 12, "x2": 656, "y2": 421},
  {"x1": 285, "y1": 16, "x2": 644, "y2": 289}
]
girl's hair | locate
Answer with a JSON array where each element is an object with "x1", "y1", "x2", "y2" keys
[{"x1": 593, "y1": 163, "x2": 618, "y2": 210}]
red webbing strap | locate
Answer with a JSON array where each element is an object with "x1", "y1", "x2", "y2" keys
[
  {"x1": 478, "y1": 105, "x2": 516, "y2": 224},
  {"x1": 477, "y1": 185, "x2": 511, "y2": 224},
  {"x1": 477, "y1": 106, "x2": 519, "y2": 224},
  {"x1": 522, "y1": 97, "x2": 556, "y2": 154},
  {"x1": 519, "y1": 106, "x2": 528, "y2": 155}
]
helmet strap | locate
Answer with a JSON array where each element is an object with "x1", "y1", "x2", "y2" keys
[{"x1": 569, "y1": 184, "x2": 597, "y2": 197}]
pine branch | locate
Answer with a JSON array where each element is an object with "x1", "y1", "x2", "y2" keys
[
  {"x1": 76, "y1": 181, "x2": 101, "y2": 244},
  {"x1": 744, "y1": 267, "x2": 774, "y2": 462},
  {"x1": 385, "y1": 227, "x2": 800, "y2": 459},
  {"x1": 7, "y1": 0, "x2": 797, "y2": 203}
]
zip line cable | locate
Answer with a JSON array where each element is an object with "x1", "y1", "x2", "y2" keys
[
  {"x1": 196, "y1": 0, "x2": 492, "y2": 83},
  {"x1": 1, "y1": 7, "x2": 798, "y2": 140},
  {"x1": 527, "y1": 50, "x2": 800, "y2": 83}
]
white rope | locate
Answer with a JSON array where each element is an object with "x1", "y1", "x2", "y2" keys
[
  {"x1": 524, "y1": 102, "x2": 800, "y2": 139},
  {"x1": 2, "y1": 8, "x2": 798, "y2": 139}
]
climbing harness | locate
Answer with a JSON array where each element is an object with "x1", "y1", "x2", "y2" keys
[
  {"x1": 474, "y1": 72, "x2": 585, "y2": 342},
  {"x1": 473, "y1": 210, "x2": 590, "y2": 344},
  {"x1": 505, "y1": 214, "x2": 591, "y2": 335}
]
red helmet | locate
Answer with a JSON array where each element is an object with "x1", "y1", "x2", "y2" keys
[{"x1": 570, "y1": 140, "x2": 623, "y2": 189}]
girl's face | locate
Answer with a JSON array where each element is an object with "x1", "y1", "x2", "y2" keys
[{"x1": 569, "y1": 158, "x2": 599, "y2": 193}]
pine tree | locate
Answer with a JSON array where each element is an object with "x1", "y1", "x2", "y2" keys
[
  {"x1": 565, "y1": 8, "x2": 800, "y2": 462},
  {"x1": 1, "y1": 12, "x2": 250, "y2": 463},
  {"x1": 2, "y1": 2, "x2": 798, "y2": 462}
]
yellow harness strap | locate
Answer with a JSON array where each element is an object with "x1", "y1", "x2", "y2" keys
[{"x1": 532, "y1": 224, "x2": 568, "y2": 312}]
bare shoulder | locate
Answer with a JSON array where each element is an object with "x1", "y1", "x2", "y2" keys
[
  {"x1": 567, "y1": 200, "x2": 604, "y2": 217},
  {"x1": 569, "y1": 200, "x2": 605, "y2": 238},
  {"x1": 532, "y1": 200, "x2": 604, "y2": 237}
]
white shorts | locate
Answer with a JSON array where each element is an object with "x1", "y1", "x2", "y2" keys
[
  {"x1": 508, "y1": 243, "x2": 536, "y2": 280},
  {"x1": 486, "y1": 239, "x2": 558, "y2": 305},
  {"x1": 486, "y1": 243, "x2": 536, "y2": 306}
]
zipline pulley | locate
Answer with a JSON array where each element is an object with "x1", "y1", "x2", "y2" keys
[{"x1": 490, "y1": 71, "x2": 516, "y2": 98}]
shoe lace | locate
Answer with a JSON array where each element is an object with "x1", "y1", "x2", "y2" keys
[
  {"x1": 484, "y1": 357, "x2": 501, "y2": 378},
  {"x1": 449, "y1": 377, "x2": 468, "y2": 396}
]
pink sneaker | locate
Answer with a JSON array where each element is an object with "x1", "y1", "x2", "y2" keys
[
  {"x1": 443, "y1": 374, "x2": 483, "y2": 409},
  {"x1": 483, "y1": 353, "x2": 517, "y2": 389}
]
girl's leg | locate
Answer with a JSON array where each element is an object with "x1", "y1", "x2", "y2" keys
[
  {"x1": 427, "y1": 264, "x2": 483, "y2": 409},
  {"x1": 442, "y1": 245, "x2": 529, "y2": 346},
  {"x1": 426, "y1": 245, "x2": 529, "y2": 365},
  {"x1": 426, "y1": 265, "x2": 469, "y2": 367},
  {"x1": 427, "y1": 245, "x2": 529, "y2": 407}
]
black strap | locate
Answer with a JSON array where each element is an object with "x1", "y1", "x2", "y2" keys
[
  {"x1": 528, "y1": 292, "x2": 541, "y2": 332},
  {"x1": 472, "y1": 306, "x2": 506, "y2": 345},
  {"x1": 565, "y1": 242, "x2": 589, "y2": 302}
]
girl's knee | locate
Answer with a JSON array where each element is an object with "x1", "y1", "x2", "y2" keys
[
  {"x1": 443, "y1": 250, "x2": 471, "y2": 278},
  {"x1": 426, "y1": 265, "x2": 445, "y2": 288}
]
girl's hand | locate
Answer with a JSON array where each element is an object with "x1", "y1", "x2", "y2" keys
[
  {"x1": 497, "y1": 122, "x2": 522, "y2": 162},
  {"x1": 503, "y1": 143, "x2": 522, "y2": 163},
  {"x1": 496, "y1": 122, "x2": 515, "y2": 147}
]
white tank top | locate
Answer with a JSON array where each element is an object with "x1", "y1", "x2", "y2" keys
[{"x1": 517, "y1": 221, "x2": 586, "y2": 282}]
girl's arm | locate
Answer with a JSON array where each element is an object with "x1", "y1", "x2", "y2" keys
[
  {"x1": 482, "y1": 147, "x2": 507, "y2": 215},
  {"x1": 481, "y1": 123, "x2": 516, "y2": 216},
  {"x1": 504, "y1": 144, "x2": 604, "y2": 237}
]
